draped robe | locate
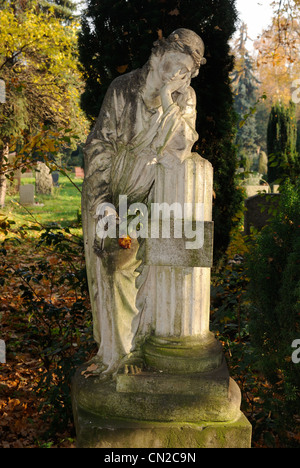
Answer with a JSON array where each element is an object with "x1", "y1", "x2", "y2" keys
[{"x1": 82, "y1": 63, "x2": 198, "y2": 373}]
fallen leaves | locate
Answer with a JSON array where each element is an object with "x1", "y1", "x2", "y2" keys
[
  {"x1": 0, "y1": 238, "x2": 89, "y2": 448},
  {"x1": 0, "y1": 355, "x2": 46, "y2": 448}
]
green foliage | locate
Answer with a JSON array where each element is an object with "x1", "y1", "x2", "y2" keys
[
  {"x1": 0, "y1": 4, "x2": 87, "y2": 139},
  {"x1": 246, "y1": 179, "x2": 300, "y2": 434},
  {"x1": 78, "y1": 0, "x2": 243, "y2": 261},
  {"x1": 39, "y1": 0, "x2": 77, "y2": 22},
  {"x1": 267, "y1": 101, "x2": 299, "y2": 184}
]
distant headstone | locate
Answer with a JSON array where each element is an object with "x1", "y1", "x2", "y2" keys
[
  {"x1": 75, "y1": 167, "x2": 84, "y2": 179},
  {"x1": 0, "y1": 79, "x2": 5, "y2": 104},
  {"x1": 52, "y1": 172, "x2": 60, "y2": 186},
  {"x1": 244, "y1": 193, "x2": 280, "y2": 235},
  {"x1": 35, "y1": 162, "x2": 53, "y2": 195},
  {"x1": 258, "y1": 150, "x2": 268, "y2": 175},
  {"x1": 19, "y1": 184, "x2": 35, "y2": 205},
  {"x1": 245, "y1": 185, "x2": 270, "y2": 198},
  {"x1": 0, "y1": 340, "x2": 6, "y2": 364}
]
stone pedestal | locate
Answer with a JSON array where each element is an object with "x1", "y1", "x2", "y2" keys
[
  {"x1": 72, "y1": 359, "x2": 251, "y2": 448},
  {"x1": 74, "y1": 412, "x2": 251, "y2": 449},
  {"x1": 72, "y1": 154, "x2": 252, "y2": 448}
]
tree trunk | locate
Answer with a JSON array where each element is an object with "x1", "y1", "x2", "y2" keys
[{"x1": 0, "y1": 141, "x2": 9, "y2": 207}]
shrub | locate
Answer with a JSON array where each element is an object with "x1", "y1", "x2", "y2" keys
[{"x1": 246, "y1": 179, "x2": 300, "y2": 435}]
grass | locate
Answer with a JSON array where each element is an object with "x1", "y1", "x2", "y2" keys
[{"x1": 2, "y1": 174, "x2": 83, "y2": 234}]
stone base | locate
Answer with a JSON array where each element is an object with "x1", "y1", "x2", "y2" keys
[
  {"x1": 143, "y1": 333, "x2": 224, "y2": 374},
  {"x1": 72, "y1": 359, "x2": 252, "y2": 448},
  {"x1": 73, "y1": 408, "x2": 251, "y2": 448}
]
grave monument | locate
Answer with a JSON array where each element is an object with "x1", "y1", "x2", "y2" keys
[
  {"x1": 35, "y1": 161, "x2": 53, "y2": 195},
  {"x1": 72, "y1": 29, "x2": 252, "y2": 448},
  {"x1": 19, "y1": 184, "x2": 35, "y2": 205}
]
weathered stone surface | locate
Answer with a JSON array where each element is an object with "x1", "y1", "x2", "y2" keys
[
  {"x1": 145, "y1": 221, "x2": 214, "y2": 267},
  {"x1": 244, "y1": 185, "x2": 270, "y2": 198},
  {"x1": 19, "y1": 184, "x2": 35, "y2": 205},
  {"x1": 72, "y1": 360, "x2": 242, "y2": 425},
  {"x1": 0, "y1": 340, "x2": 6, "y2": 364},
  {"x1": 73, "y1": 410, "x2": 252, "y2": 449},
  {"x1": 116, "y1": 358, "x2": 229, "y2": 396},
  {"x1": 35, "y1": 162, "x2": 53, "y2": 195},
  {"x1": 143, "y1": 333, "x2": 223, "y2": 374},
  {"x1": 72, "y1": 361, "x2": 251, "y2": 448}
]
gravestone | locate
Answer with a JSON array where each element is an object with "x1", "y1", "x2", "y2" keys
[
  {"x1": 0, "y1": 340, "x2": 6, "y2": 364},
  {"x1": 19, "y1": 184, "x2": 35, "y2": 205},
  {"x1": 0, "y1": 79, "x2": 5, "y2": 104},
  {"x1": 52, "y1": 172, "x2": 60, "y2": 187},
  {"x1": 72, "y1": 29, "x2": 251, "y2": 448},
  {"x1": 74, "y1": 167, "x2": 84, "y2": 179},
  {"x1": 244, "y1": 193, "x2": 280, "y2": 235},
  {"x1": 244, "y1": 185, "x2": 270, "y2": 198},
  {"x1": 35, "y1": 162, "x2": 53, "y2": 195}
]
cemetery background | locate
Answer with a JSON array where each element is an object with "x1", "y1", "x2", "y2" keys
[{"x1": 0, "y1": 0, "x2": 299, "y2": 449}]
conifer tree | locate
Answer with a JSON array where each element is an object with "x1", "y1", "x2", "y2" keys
[
  {"x1": 78, "y1": 0, "x2": 243, "y2": 261},
  {"x1": 231, "y1": 23, "x2": 260, "y2": 170},
  {"x1": 267, "y1": 101, "x2": 299, "y2": 184},
  {"x1": 40, "y1": 0, "x2": 77, "y2": 21}
]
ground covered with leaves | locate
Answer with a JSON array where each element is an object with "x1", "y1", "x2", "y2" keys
[
  {"x1": 0, "y1": 178, "x2": 299, "y2": 448},
  {"x1": 0, "y1": 233, "x2": 96, "y2": 448}
]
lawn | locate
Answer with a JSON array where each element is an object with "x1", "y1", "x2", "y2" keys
[{"x1": 3, "y1": 174, "x2": 83, "y2": 233}]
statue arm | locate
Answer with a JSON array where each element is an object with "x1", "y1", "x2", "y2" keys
[
  {"x1": 154, "y1": 86, "x2": 198, "y2": 164},
  {"x1": 83, "y1": 85, "x2": 120, "y2": 215}
]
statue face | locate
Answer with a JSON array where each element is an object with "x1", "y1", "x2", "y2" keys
[{"x1": 158, "y1": 51, "x2": 197, "y2": 92}]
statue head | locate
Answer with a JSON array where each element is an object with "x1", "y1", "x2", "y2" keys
[{"x1": 151, "y1": 28, "x2": 206, "y2": 78}]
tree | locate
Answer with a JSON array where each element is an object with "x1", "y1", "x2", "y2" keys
[
  {"x1": 0, "y1": 2, "x2": 88, "y2": 205},
  {"x1": 267, "y1": 101, "x2": 299, "y2": 184},
  {"x1": 231, "y1": 23, "x2": 260, "y2": 170},
  {"x1": 78, "y1": 0, "x2": 243, "y2": 261},
  {"x1": 254, "y1": 15, "x2": 300, "y2": 111},
  {"x1": 39, "y1": 0, "x2": 77, "y2": 22}
]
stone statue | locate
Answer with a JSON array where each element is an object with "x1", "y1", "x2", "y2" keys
[
  {"x1": 74, "y1": 28, "x2": 252, "y2": 448},
  {"x1": 82, "y1": 28, "x2": 207, "y2": 376}
]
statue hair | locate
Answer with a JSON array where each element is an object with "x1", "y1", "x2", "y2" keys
[{"x1": 151, "y1": 28, "x2": 207, "y2": 69}]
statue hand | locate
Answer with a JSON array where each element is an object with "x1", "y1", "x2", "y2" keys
[{"x1": 160, "y1": 70, "x2": 191, "y2": 110}]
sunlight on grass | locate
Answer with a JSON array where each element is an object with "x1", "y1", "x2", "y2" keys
[
  {"x1": 0, "y1": 175, "x2": 83, "y2": 240},
  {"x1": 2, "y1": 175, "x2": 83, "y2": 236}
]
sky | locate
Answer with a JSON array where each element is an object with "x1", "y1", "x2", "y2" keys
[{"x1": 235, "y1": 0, "x2": 275, "y2": 43}]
